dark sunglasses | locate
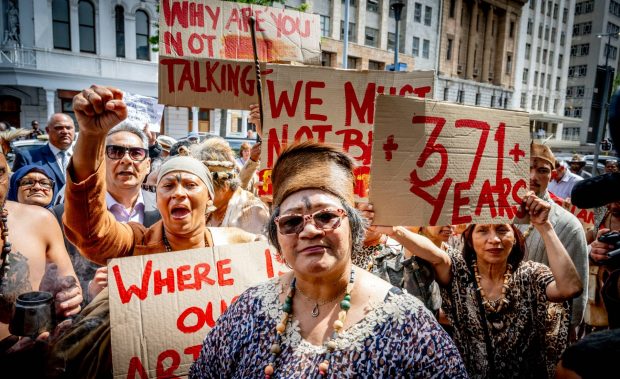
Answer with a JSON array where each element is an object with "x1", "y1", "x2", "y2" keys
[
  {"x1": 105, "y1": 145, "x2": 148, "y2": 162},
  {"x1": 18, "y1": 178, "x2": 55, "y2": 190},
  {"x1": 274, "y1": 208, "x2": 347, "y2": 235}
]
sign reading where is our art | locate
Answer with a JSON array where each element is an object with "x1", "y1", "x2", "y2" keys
[
  {"x1": 369, "y1": 95, "x2": 531, "y2": 226},
  {"x1": 109, "y1": 241, "x2": 288, "y2": 379},
  {"x1": 258, "y1": 65, "x2": 435, "y2": 199},
  {"x1": 158, "y1": 0, "x2": 320, "y2": 110}
]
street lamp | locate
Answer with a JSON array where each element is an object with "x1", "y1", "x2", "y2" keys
[
  {"x1": 592, "y1": 31, "x2": 620, "y2": 176},
  {"x1": 390, "y1": 0, "x2": 405, "y2": 71}
]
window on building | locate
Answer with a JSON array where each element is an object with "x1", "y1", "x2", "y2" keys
[
  {"x1": 521, "y1": 93, "x2": 527, "y2": 108},
  {"x1": 608, "y1": 22, "x2": 620, "y2": 36},
  {"x1": 556, "y1": 76, "x2": 561, "y2": 90},
  {"x1": 506, "y1": 53, "x2": 512, "y2": 73},
  {"x1": 545, "y1": 26, "x2": 550, "y2": 41},
  {"x1": 551, "y1": 27, "x2": 556, "y2": 42},
  {"x1": 321, "y1": 51, "x2": 334, "y2": 67},
  {"x1": 534, "y1": 71, "x2": 539, "y2": 86},
  {"x1": 560, "y1": 31, "x2": 565, "y2": 46},
  {"x1": 570, "y1": 44, "x2": 590, "y2": 57},
  {"x1": 537, "y1": 47, "x2": 541, "y2": 62},
  {"x1": 532, "y1": 95, "x2": 537, "y2": 109},
  {"x1": 340, "y1": 21, "x2": 357, "y2": 41},
  {"x1": 412, "y1": 37, "x2": 420, "y2": 56},
  {"x1": 523, "y1": 68, "x2": 529, "y2": 84},
  {"x1": 547, "y1": 75, "x2": 551, "y2": 88},
  {"x1": 449, "y1": 0, "x2": 456, "y2": 17},
  {"x1": 554, "y1": 99, "x2": 559, "y2": 113},
  {"x1": 574, "y1": 106, "x2": 582, "y2": 118},
  {"x1": 78, "y1": 0, "x2": 96, "y2": 53},
  {"x1": 414, "y1": 3, "x2": 422, "y2": 22},
  {"x1": 563, "y1": 127, "x2": 580, "y2": 140},
  {"x1": 366, "y1": 0, "x2": 379, "y2": 13},
  {"x1": 475, "y1": 93, "x2": 481, "y2": 105},
  {"x1": 447, "y1": 38, "x2": 453, "y2": 60},
  {"x1": 527, "y1": 19, "x2": 533, "y2": 35},
  {"x1": 365, "y1": 27, "x2": 379, "y2": 47},
  {"x1": 541, "y1": 73, "x2": 545, "y2": 87},
  {"x1": 568, "y1": 66, "x2": 575, "y2": 77},
  {"x1": 424, "y1": 6, "x2": 432, "y2": 26},
  {"x1": 320, "y1": 15, "x2": 331, "y2": 37},
  {"x1": 443, "y1": 87, "x2": 449, "y2": 100},
  {"x1": 566, "y1": 86, "x2": 574, "y2": 97},
  {"x1": 578, "y1": 65, "x2": 587, "y2": 76},
  {"x1": 530, "y1": 0, "x2": 535, "y2": 10},
  {"x1": 509, "y1": 21, "x2": 515, "y2": 38},
  {"x1": 525, "y1": 43, "x2": 531, "y2": 59},
  {"x1": 575, "y1": 0, "x2": 594, "y2": 15},
  {"x1": 422, "y1": 39, "x2": 430, "y2": 58},
  {"x1": 368, "y1": 60, "x2": 385, "y2": 70},
  {"x1": 347, "y1": 56, "x2": 360, "y2": 69},
  {"x1": 563, "y1": 7, "x2": 568, "y2": 23},
  {"x1": 52, "y1": 0, "x2": 71, "y2": 50},
  {"x1": 553, "y1": 3, "x2": 559, "y2": 18},
  {"x1": 115, "y1": 6, "x2": 125, "y2": 58},
  {"x1": 136, "y1": 10, "x2": 150, "y2": 60},
  {"x1": 558, "y1": 53, "x2": 563, "y2": 68},
  {"x1": 388, "y1": 32, "x2": 396, "y2": 52},
  {"x1": 542, "y1": 49, "x2": 547, "y2": 64},
  {"x1": 538, "y1": 96, "x2": 543, "y2": 110},
  {"x1": 544, "y1": 97, "x2": 549, "y2": 110},
  {"x1": 612, "y1": 1, "x2": 620, "y2": 17},
  {"x1": 538, "y1": 24, "x2": 543, "y2": 39},
  {"x1": 605, "y1": 44, "x2": 619, "y2": 60},
  {"x1": 547, "y1": 1, "x2": 552, "y2": 16},
  {"x1": 541, "y1": 0, "x2": 545, "y2": 14},
  {"x1": 341, "y1": 0, "x2": 357, "y2": 6},
  {"x1": 549, "y1": 51, "x2": 554, "y2": 66},
  {"x1": 457, "y1": 90, "x2": 464, "y2": 104},
  {"x1": 564, "y1": 107, "x2": 571, "y2": 116},
  {"x1": 576, "y1": 86, "x2": 585, "y2": 97}
]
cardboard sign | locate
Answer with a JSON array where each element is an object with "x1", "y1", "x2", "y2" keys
[
  {"x1": 158, "y1": 57, "x2": 262, "y2": 110},
  {"x1": 123, "y1": 92, "x2": 165, "y2": 132},
  {"x1": 549, "y1": 191, "x2": 595, "y2": 229},
  {"x1": 369, "y1": 95, "x2": 530, "y2": 226},
  {"x1": 159, "y1": 0, "x2": 320, "y2": 63},
  {"x1": 109, "y1": 241, "x2": 288, "y2": 379},
  {"x1": 258, "y1": 65, "x2": 435, "y2": 199}
]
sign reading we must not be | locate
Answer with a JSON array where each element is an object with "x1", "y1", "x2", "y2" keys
[{"x1": 369, "y1": 95, "x2": 531, "y2": 227}]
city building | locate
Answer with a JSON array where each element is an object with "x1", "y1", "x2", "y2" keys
[
  {"x1": 565, "y1": 0, "x2": 620, "y2": 149},
  {"x1": 512, "y1": 0, "x2": 580, "y2": 150}
]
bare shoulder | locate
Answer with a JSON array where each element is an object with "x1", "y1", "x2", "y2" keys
[
  {"x1": 354, "y1": 267, "x2": 393, "y2": 300},
  {"x1": 6, "y1": 201, "x2": 57, "y2": 227}
]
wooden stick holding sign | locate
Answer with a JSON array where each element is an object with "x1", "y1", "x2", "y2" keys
[
  {"x1": 368, "y1": 95, "x2": 530, "y2": 226},
  {"x1": 249, "y1": 16, "x2": 263, "y2": 143}
]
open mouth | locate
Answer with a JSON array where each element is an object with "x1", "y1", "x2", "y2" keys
[{"x1": 171, "y1": 207, "x2": 191, "y2": 219}]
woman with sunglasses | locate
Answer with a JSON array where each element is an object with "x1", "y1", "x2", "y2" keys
[
  {"x1": 48, "y1": 85, "x2": 262, "y2": 377},
  {"x1": 189, "y1": 142, "x2": 467, "y2": 378},
  {"x1": 369, "y1": 195, "x2": 583, "y2": 378},
  {"x1": 7, "y1": 164, "x2": 56, "y2": 208}
]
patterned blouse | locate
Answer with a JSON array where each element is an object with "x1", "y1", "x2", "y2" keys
[
  {"x1": 441, "y1": 249, "x2": 570, "y2": 379},
  {"x1": 189, "y1": 277, "x2": 468, "y2": 378}
]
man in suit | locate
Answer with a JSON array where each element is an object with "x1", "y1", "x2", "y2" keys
[
  {"x1": 51, "y1": 122, "x2": 160, "y2": 303},
  {"x1": 12, "y1": 113, "x2": 75, "y2": 195}
]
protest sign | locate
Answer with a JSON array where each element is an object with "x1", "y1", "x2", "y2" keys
[
  {"x1": 123, "y1": 92, "x2": 165, "y2": 132},
  {"x1": 369, "y1": 95, "x2": 530, "y2": 226},
  {"x1": 258, "y1": 65, "x2": 435, "y2": 199},
  {"x1": 109, "y1": 241, "x2": 288, "y2": 379},
  {"x1": 158, "y1": 57, "x2": 262, "y2": 110},
  {"x1": 548, "y1": 191, "x2": 595, "y2": 229},
  {"x1": 159, "y1": 0, "x2": 320, "y2": 63}
]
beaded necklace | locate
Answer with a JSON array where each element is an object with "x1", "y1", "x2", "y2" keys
[
  {"x1": 162, "y1": 228, "x2": 209, "y2": 252},
  {"x1": 0, "y1": 205, "x2": 11, "y2": 279},
  {"x1": 473, "y1": 260, "x2": 512, "y2": 314},
  {"x1": 264, "y1": 269, "x2": 356, "y2": 378}
]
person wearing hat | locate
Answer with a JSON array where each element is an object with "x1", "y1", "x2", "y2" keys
[
  {"x1": 569, "y1": 154, "x2": 587, "y2": 178},
  {"x1": 187, "y1": 131, "x2": 200, "y2": 144},
  {"x1": 156, "y1": 135, "x2": 176, "y2": 158},
  {"x1": 49, "y1": 85, "x2": 262, "y2": 377},
  {"x1": 518, "y1": 143, "x2": 588, "y2": 336},
  {"x1": 189, "y1": 142, "x2": 467, "y2": 378},
  {"x1": 549, "y1": 160, "x2": 583, "y2": 200}
]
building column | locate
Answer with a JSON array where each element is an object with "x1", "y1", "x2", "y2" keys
[
  {"x1": 70, "y1": 2, "x2": 80, "y2": 53},
  {"x1": 330, "y1": 0, "x2": 341, "y2": 40},
  {"x1": 45, "y1": 89, "x2": 56, "y2": 120},
  {"x1": 379, "y1": 0, "x2": 390, "y2": 50},
  {"x1": 465, "y1": 0, "x2": 479, "y2": 79},
  {"x1": 191, "y1": 107, "x2": 199, "y2": 133},
  {"x1": 481, "y1": 5, "x2": 494, "y2": 83}
]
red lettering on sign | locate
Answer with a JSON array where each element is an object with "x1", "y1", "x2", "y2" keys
[
  {"x1": 305, "y1": 81, "x2": 327, "y2": 121},
  {"x1": 269, "y1": 12, "x2": 311, "y2": 38},
  {"x1": 163, "y1": 0, "x2": 189, "y2": 28},
  {"x1": 113, "y1": 261, "x2": 152, "y2": 305},
  {"x1": 205, "y1": 6, "x2": 220, "y2": 30},
  {"x1": 127, "y1": 356, "x2": 148, "y2": 379},
  {"x1": 184, "y1": 345, "x2": 203, "y2": 361},
  {"x1": 344, "y1": 82, "x2": 375, "y2": 126},
  {"x1": 154, "y1": 268, "x2": 175, "y2": 296},
  {"x1": 335, "y1": 129, "x2": 372, "y2": 165},
  {"x1": 383, "y1": 135, "x2": 398, "y2": 161},
  {"x1": 177, "y1": 265, "x2": 193, "y2": 291},
  {"x1": 163, "y1": 31, "x2": 184, "y2": 56},
  {"x1": 410, "y1": 116, "x2": 448, "y2": 187},
  {"x1": 267, "y1": 81, "x2": 303, "y2": 118},
  {"x1": 267, "y1": 126, "x2": 288, "y2": 167},
  {"x1": 412, "y1": 86, "x2": 432, "y2": 98},
  {"x1": 189, "y1": 3, "x2": 204, "y2": 28},
  {"x1": 156, "y1": 349, "x2": 181, "y2": 379},
  {"x1": 193, "y1": 263, "x2": 216, "y2": 289},
  {"x1": 216, "y1": 259, "x2": 234, "y2": 286}
]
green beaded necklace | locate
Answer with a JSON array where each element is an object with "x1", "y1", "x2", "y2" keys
[{"x1": 264, "y1": 269, "x2": 356, "y2": 378}]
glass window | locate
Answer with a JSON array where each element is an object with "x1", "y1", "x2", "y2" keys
[
  {"x1": 136, "y1": 10, "x2": 150, "y2": 60},
  {"x1": 115, "y1": 6, "x2": 125, "y2": 58},
  {"x1": 320, "y1": 15, "x2": 331, "y2": 37},
  {"x1": 340, "y1": 21, "x2": 356, "y2": 41},
  {"x1": 525, "y1": 43, "x2": 531, "y2": 59},
  {"x1": 321, "y1": 51, "x2": 333, "y2": 67},
  {"x1": 412, "y1": 36, "x2": 419, "y2": 56},
  {"x1": 414, "y1": 3, "x2": 422, "y2": 23},
  {"x1": 388, "y1": 32, "x2": 396, "y2": 52},
  {"x1": 79, "y1": 1, "x2": 96, "y2": 53},
  {"x1": 424, "y1": 6, "x2": 432, "y2": 26},
  {"x1": 52, "y1": 0, "x2": 71, "y2": 50},
  {"x1": 347, "y1": 56, "x2": 359, "y2": 69},
  {"x1": 367, "y1": 0, "x2": 379, "y2": 13},
  {"x1": 365, "y1": 27, "x2": 379, "y2": 47},
  {"x1": 447, "y1": 38, "x2": 453, "y2": 60},
  {"x1": 368, "y1": 60, "x2": 385, "y2": 70},
  {"x1": 522, "y1": 68, "x2": 529, "y2": 84},
  {"x1": 422, "y1": 39, "x2": 430, "y2": 58}
]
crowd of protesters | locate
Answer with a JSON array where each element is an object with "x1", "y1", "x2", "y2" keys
[{"x1": 0, "y1": 84, "x2": 618, "y2": 378}]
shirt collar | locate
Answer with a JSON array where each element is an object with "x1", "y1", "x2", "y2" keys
[
  {"x1": 48, "y1": 142, "x2": 73, "y2": 157},
  {"x1": 105, "y1": 191, "x2": 145, "y2": 212}
]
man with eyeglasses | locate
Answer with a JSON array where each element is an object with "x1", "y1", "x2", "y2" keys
[
  {"x1": 12, "y1": 113, "x2": 75, "y2": 198},
  {"x1": 51, "y1": 122, "x2": 160, "y2": 303}
]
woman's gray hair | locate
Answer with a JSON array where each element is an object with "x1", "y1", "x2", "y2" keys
[
  {"x1": 107, "y1": 121, "x2": 148, "y2": 149},
  {"x1": 267, "y1": 197, "x2": 366, "y2": 258},
  {"x1": 191, "y1": 137, "x2": 240, "y2": 191}
]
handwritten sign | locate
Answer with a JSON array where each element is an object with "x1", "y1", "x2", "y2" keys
[
  {"x1": 258, "y1": 65, "x2": 435, "y2": 199},
  {"x1": 123, "y1": 92, "x2": 165, "y2": 132},
  {"x1": 158, "y1": 57, "x2": 262, "y2": 109},
  {"x1": 369, "y1": 95, "x2": 530, "y2": 226},
  {"x1": 548, "y1": 191, "x2": 595, "y2": 229},
  {"x1": 159, "y1": 0, "x2": 320, "y2": 63},
  {"x1": 109, "y1": 241, "x2": 288, "y2": 379}
]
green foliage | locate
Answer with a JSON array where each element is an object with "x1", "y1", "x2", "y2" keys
[{"x1": 613, "y1": 73, "x2": 620, "y2": 93}]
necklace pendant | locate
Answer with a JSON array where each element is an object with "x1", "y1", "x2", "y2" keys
[{"x1": 312, "y1": 303, "x2": 320, "y2": 317}]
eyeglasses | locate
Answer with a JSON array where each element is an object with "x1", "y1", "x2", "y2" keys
[
  {"x1": 105, "y1": 145, "x2": 148, "y2": 162},
  {"x1": 274, "y1": 208, "x2": 347, "y2": 235},
  {"x1": 18, "y1": 178, "x2": 54, "y2": 190}
]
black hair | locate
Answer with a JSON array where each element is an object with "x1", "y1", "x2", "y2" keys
[{"x1": 559, "y1": 329, "x2": 620, "y2": 378}]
